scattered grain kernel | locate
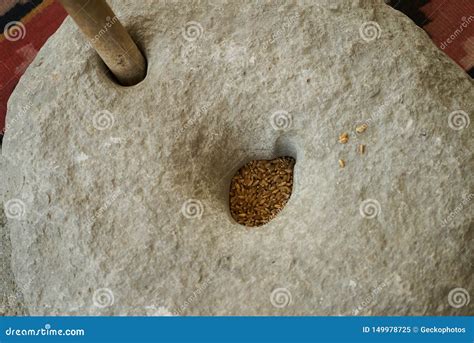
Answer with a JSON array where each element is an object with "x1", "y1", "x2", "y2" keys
[
  {"x1": 356, "y1": 124, "x2": 368, "y2": 133},
  {"x1": 338, "y1": 132, "x2": 349, "y2": 144},
  {"x1": 358, "y1": 144, "x2": 365, "y2": 154},
  {"x1": 339, "y1": 159, "x2": 345, "y2": 168}
]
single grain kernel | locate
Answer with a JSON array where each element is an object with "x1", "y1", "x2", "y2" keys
[
  {"x1": 338, "y1": 132, "x2": 349, "y2": 144},
  {"x1": 358, "y1": 144, "x2": 366, "y2": 154},
  {"x1": 356, "y1": 123, "x2": 368, "y2": 134},
  {"x1": 339, "y1": 159, "x2": 345, "y2": 168}
]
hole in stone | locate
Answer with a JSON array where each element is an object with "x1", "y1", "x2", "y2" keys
[
  {"x1": 229, "y1": 156, "x2": 296, "y2": 227},
  {"x1": 97, "y1": 25, "x2": 149, "y2": 87}
]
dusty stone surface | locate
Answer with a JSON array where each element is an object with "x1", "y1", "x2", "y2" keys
[
  {"x1": 2, "y1": 0, "x2": 473, "y2": 315},
  {"x1": 0, "y1": 156, "x2": 28, "y2": 315}
]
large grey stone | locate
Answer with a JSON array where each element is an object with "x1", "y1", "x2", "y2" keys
[
  {"x1": 1, "y1": 0, "x2": 473, "y2": 315},
  {"x1": 0, "y1": 155, "x2": 27, "y2": 315}
]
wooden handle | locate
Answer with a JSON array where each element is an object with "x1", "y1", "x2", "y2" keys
[{"x1": 59, "y1": 0, "x2": 146, "y2": 86}]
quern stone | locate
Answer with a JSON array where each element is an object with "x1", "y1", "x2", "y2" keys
[{"x1": 2, "y1": 0, "x2": 473, "y2": 315}]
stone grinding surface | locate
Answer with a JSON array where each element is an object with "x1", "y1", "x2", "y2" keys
[
  {"x1": 0, "y1": 156, "x2": 27, "y2": 315},
  {"x1": 229, "y1": 157, "x2": 295, "y2": 227},
  {"x1": 1, "y1": 0, "x2": 473, "y2": 315}
]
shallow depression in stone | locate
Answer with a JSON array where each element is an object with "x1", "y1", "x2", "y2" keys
[{"x1": 229, "y1": 156, "x2": 296, "y2": 227}]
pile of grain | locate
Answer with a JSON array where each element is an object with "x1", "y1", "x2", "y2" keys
[{"x1": 229, "y1": 156, "x2": 295, "y2": 227}]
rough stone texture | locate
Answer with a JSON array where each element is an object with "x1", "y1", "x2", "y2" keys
[
  {"x1": 1, "y1": 0, "x2": 473, "y2": 315},
  {"x1": 0, "y1": 156, "x2": 28, "y2": 315}
]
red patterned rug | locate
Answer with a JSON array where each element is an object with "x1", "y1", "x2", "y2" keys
[
  {"x1": 1, "y1": 0, "x2": 67, "y2": 137},
  {"x1": 0, "y1": 0, "x2": 473, "y2": 138},
  {"x1": 388, "y1": 0, "x2": 474, "y2": 75}
]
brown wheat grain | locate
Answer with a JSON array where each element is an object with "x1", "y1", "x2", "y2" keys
[{"x1": 229, "y1": 156, "x2": 295, "y2": 227}]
